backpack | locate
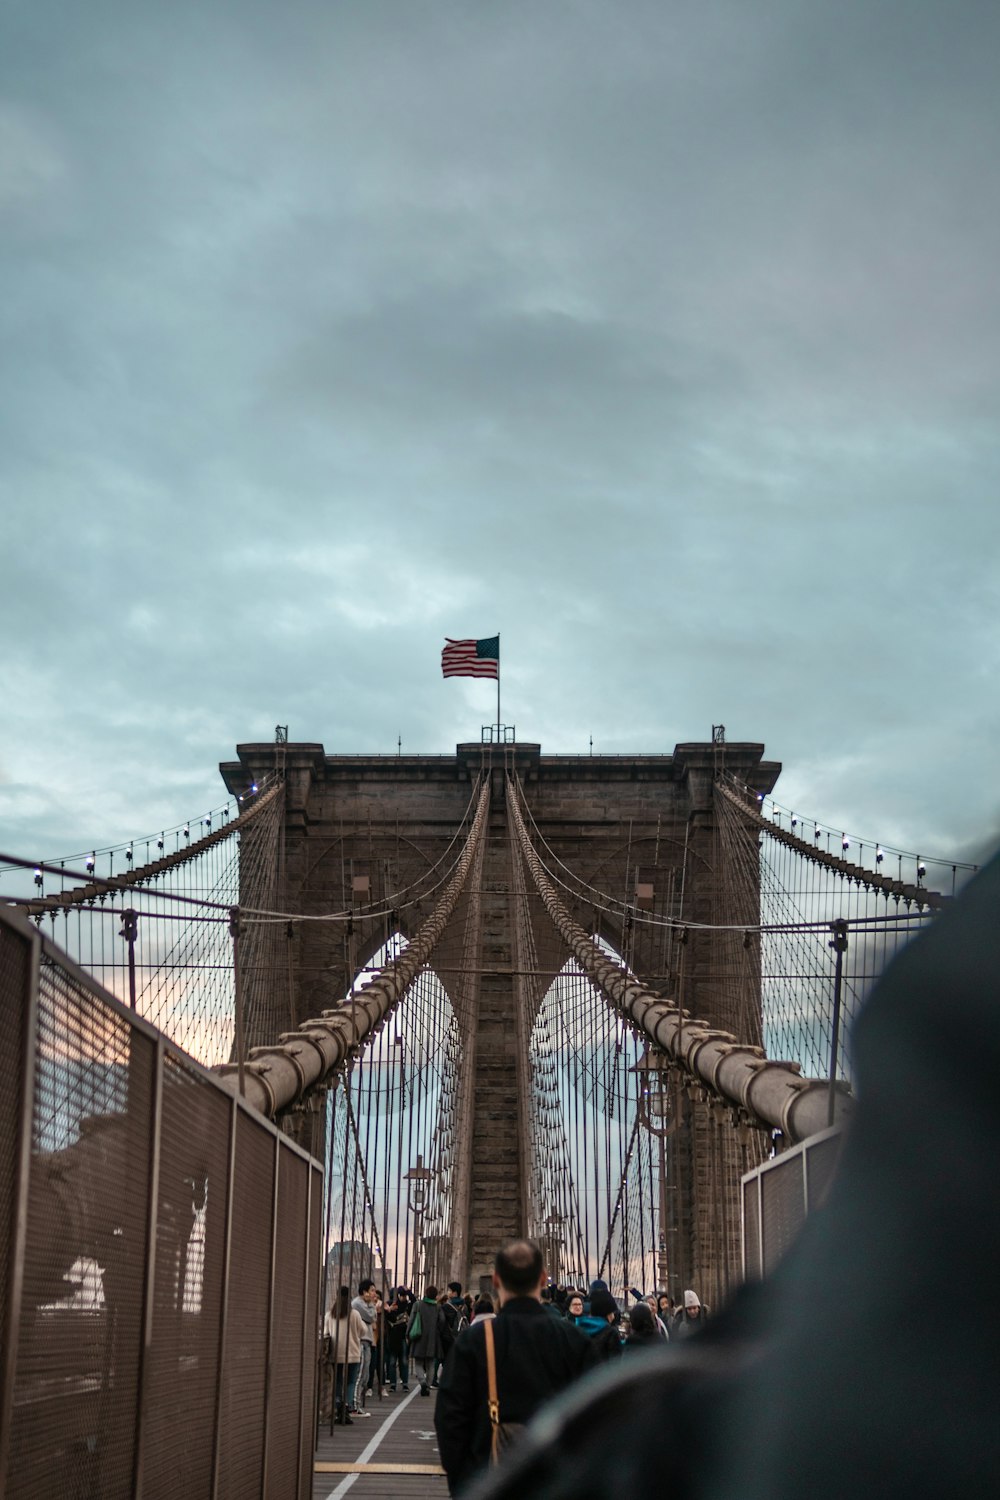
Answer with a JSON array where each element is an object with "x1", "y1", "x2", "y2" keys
[{"x1": 447, "y1": 1298, "x2": 470, "y2": 1335}]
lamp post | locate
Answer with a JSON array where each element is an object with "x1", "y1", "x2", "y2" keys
[
  {"x1": 633, "y1": 1050, "x2": 685, "y2": 1291},
  {"x1": 543, "y1": 1212, "x2": 564, "y2": 1287},
  {"x1": 404, "y1": 1154, "x2": 432, "y2": 1290}
]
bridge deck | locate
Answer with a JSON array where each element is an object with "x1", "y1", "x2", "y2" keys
[{"x1": 313, "y1": 1385, "x2": 449, "y2": 1500}]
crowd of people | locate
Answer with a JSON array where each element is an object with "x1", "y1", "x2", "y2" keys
[
  {"x1": 322, "y1": 1276, "x2": 499, "y2": 1424},
  {"x1": 322, "y1": 1255, "x2": 704, "y2": 1484}
]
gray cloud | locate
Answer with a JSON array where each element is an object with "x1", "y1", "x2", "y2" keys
[{"x1": 2, "y1": 0, "x2": 999, "y2": 871}]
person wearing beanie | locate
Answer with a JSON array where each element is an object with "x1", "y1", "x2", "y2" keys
[
  {"x1": 673, "y1": 1289, "x2": 707, "y2": 1340},
  {"x1": 586, "y1": 1277, "x2": 609, "y2": 1314},
  {"x1": 576, "y1": 1287, "x2": 623, "y2": 1361}
]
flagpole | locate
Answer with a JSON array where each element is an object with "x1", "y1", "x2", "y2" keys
[{"x1": 496, "y1": 634, "x2": 501, "y2": 742}]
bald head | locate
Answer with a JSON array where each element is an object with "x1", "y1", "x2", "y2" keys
[{"x1": 494, "y1": 1239, "x2": 545, "y2": 1299}]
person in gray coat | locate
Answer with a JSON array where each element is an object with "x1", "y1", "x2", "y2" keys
[{"x1": 408, "y1": 1283, "x2": 449, "y2": 1395}]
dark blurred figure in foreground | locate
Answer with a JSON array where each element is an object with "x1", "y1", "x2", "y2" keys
[{"x1": 470, "y1": 853, "x2": 1000, "y2": 1500}]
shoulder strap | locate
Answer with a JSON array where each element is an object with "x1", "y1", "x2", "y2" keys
[{"x1": 483, "y1": 1318, "x2": 500, "y2": 1429}]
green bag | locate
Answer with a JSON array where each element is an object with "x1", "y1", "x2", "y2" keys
[{"x1": 408, "y1": 1304, "x2": 422, "y2": 1342}]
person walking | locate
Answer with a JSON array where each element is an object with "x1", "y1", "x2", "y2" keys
[
  {"x1": 324, "y1": 1285, "x2": 364, "y2": 1427},
  {"x1": 446, "y1": 1281, "x2": 469, "y2": 1326},
  {"x1": 434, "y1": 1238, "x2": 597, "y2": 1495},
  {"x1": 384, "y1": 1287, "x2": 413, "y2": 1391},
  {"x1": 408, "y1": 1283, "x2": 447, "y2": 1395}
]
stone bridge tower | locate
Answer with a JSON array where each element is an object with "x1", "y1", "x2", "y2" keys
[{"x1": 221, "y1": 739, "x2": 780, "y2": 1299}]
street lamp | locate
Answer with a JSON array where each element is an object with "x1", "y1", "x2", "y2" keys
[
  {"x1": 404, "y1": 1154, "x2": 432, "y2": 1289},
  {"x1": 632, "y1": 1050, "x2": 685, "y2": 1292},
  {"x1": 543, "y1": 1212, "x2": 564, "y2": 1286}
]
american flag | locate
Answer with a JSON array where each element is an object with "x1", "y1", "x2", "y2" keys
[{"x1": 441, "y1": 636, "x2": 500, "y2": 679}]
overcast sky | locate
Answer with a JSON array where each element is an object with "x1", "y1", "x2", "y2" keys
[{"x1": 2, "y1": 0, "x2": 998, "y2": 875}]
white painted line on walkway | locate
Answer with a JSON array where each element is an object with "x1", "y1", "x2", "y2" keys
[{"x1": 324, "y1": 1384, "x2": 426, "y2": 1499}]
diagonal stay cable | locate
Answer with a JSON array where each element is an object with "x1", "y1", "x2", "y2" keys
[{"x1": 507, "y1": 772, "x2": 851, "y2": 1144}]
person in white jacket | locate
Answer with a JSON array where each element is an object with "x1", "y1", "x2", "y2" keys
[{"x1": 324, "y1": 1285, "x2": 364, "y2": 1425}]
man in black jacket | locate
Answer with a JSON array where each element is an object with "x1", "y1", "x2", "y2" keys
[{"x1": 434, "y1": 1239, "x2": 597, "y2": 1495}]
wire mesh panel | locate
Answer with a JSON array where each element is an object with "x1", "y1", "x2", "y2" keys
[
  {"x1": 742, "y1": 1177, "x2": 762, "y2": 1281},
  {"x1": 142, "y1": 1053, "x2": 233, "y2": 1497},
  {"x1": 742, "y1": 1127, "x2": 843, "y2": 1280},
  {"x1": 300, "y1": 1165, "x2": 323, "y2": 1499},
  {"x1": 804, "y1": 1130, "x2": 843, "y2": 1213},
  {"x1": 0, "y1": 919, "x2": 33, "y2": 1474},
  {"x1": 265, "y1": 1151, "x2": 309, "y2": 1500},
  {"x1": 7, "y1": 949, "x2": 154, "y2": 1498},
  {"x1": 0, "y1": 908, "x2": 323, "y2": 1500},
  {"x1": 217, "y1": 1112, "x2": 276, "y2": 1500},
  {"x1": 760, "y1": 1155, "x2": 807, "y2": 1276}
]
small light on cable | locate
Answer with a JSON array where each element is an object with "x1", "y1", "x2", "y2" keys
[
  {"x1": 126, "y1": 845, "x2": 133, "y2": 864},
  {"x1": 86, "y1": 854, "x2": 96, "y2": 875},
  {"x1": 875, "y1": 846, "x2": 884, "y2": 864},
  {"x1": 183, "y1": 825, "x2": 190, "y2": 841},
  {"x1": 815, "y1": 826, "x2": 822, "y2": 842},
  {"x1": 791, "y1": 816, "x2": 798, "y2": 828},
  {"x1": 33, "y1": 867, "x2": 43, "y2": 889},
  {"x1": 251, "y1": 782, "x2": 258, "y2": 795},
  {"x1": 842, "y1": 835, "x2": 850, "y2": 852},
  {"x1": 157, "y1": 835, "x2": 164, "y2": 851},
  {"x1": 917, "y1": 860, "x2": 926, "y2": 880}
]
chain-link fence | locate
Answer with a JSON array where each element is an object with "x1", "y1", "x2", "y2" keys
[{"x1": 0, "y1": 906, "x2": 322, "y2": 1499}]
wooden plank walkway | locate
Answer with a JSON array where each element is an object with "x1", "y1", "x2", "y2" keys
[{"x1": 312, "y1": 1384, "x2": 449, "y2": 1500}]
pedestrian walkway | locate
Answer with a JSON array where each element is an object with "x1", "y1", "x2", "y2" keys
[{"x1": 313, "y1": 1385, "x2": 448, "y2": 1499}]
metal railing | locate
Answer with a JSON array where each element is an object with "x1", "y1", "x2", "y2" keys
[{"x1": 0, "y1": 905, "x2": 323, "y2": 1499}]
